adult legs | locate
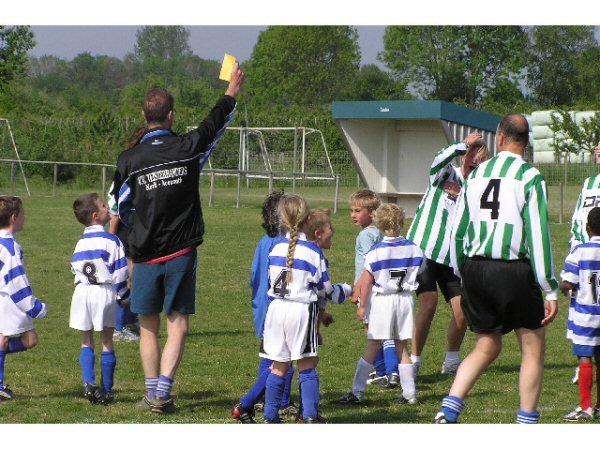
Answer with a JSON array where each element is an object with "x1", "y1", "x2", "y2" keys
[
  {"x1": 412, "y1": 291, "x2": 438, "y2": 358},
  {"x1": 515, "y1": 327, "x2": 546, "y2": 413}
]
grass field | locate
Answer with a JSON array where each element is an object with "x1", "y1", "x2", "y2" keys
[{"x1": 0, "y1": 184, "x2": 586, "y2": 425}]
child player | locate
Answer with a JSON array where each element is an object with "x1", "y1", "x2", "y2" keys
[
  {"x1": 261, "y1": 194, "x2": 341, "y2": 423},
  {"x1": 340, "y1": 203, "x2": 423, "y2": 405},
  {"x1": 232, "y1": 191, "x2": 297, "y2": 423},
  {"x1": 70, "y1": 193, "x2": 130, "y2": 404},
  {"x1": 560, "y1": 206, "x2": 600, "y2": 421},
  {"x1": 0, "y1": 196, "x2": 48, "y2": 400},
  {"x1": 346, "y1": 190, "x2": 400, "y2": 392}
]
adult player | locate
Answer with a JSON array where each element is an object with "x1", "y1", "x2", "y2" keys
[
  {"x1": 568, "y1": 141, "x2": 600, "y2": 384},
  {"x1": 113, "y1": 64, "x2": 245, "y2": 413},
  {"x1": 407, "y1": 132, "x2": 487, "y2": 376},
  {"x1": 434, "y1": 113, "x2": 559, "y2": 424}
]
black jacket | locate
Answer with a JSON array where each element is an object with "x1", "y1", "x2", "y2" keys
[{"x1": 114, "y1": 95, "x2": 236, "y2": 263}]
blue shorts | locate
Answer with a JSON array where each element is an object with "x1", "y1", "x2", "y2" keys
[
  {"x1": 572, "y1": 343, "x2": 600, "y2": 359},
  {"x1": 131, "y1": 249, "x2": 197, "y2": 316}
]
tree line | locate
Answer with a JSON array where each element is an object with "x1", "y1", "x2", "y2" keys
[{"x1": 0, "y1": 25, "x2": 599, "y2": 183}]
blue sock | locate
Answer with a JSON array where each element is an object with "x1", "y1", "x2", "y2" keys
[
  {"x1": 145, "y1": 377, "x2": 159, "y2": 399},
  {"x1": 383, "y1": 340, "x2": 399, "y2": 375},
  {"x1": 373, "y1": 347, "x2": 386, "y2": 377},
  {"x1": 115, "y1": 306, "x2": 125, "y2": 331},
  {"x1": 516, "y1": 409, "x2": 540, "y2": 424},
  {"x1": 7, "y1": 337, "x2": 26, "y2": 354},
  {"x1": 281, "y1": 364, "x2": 295, "y2": 408},
  {"x1": 0, "y1": 350, "x2": 5, "y2": 386},
  {"x1": 299, "y1": 368, "x2": 319, "y2": 420},
  {"x1": 79, "y1": 347, "x2": 96, "y2": 386},
  {"x1": 156, "y1": 375, "x2": 174, "y2": 399},
  {"x1": 264, "y1": 372, "x2": 286, "y2": 423},
  {"x1": 240, "y1": 358, "x2": 271, "y2": 410},
  {"x1": 100, "y1": 351, "x2": 116, "y2": 394},
  {"x1": 441, "y1": 395, "x2": 464, "y2": 423}
]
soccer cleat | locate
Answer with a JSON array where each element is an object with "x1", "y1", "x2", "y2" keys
[
  {"x1": 279, "y1": 402, "x2": 299, "y2": 416},
  {"x1": 83, "y1": 383, "x2": 100, "y2": 404},
  {"x1": 396, "y1": 396, "x2": 418, "y2": 405},
  {"x1": 433, "y1": 412, "x2": 454, "y2": 424},
  {"x1": 562, "y1": 406, "x2": 594, "y2": 422},
  {"x1": 135, "y1": 396, "x2": 152, "y2": 411},
  {"x1": 595, "y1": 407, "x2": 600, "y2": 420},
  {"x1": 572, "y1": 366, "x2": 580, "y2": 384},
  {"x1": 338, "y1": 391, "x2": 362, "y2": 404},
  {"x1": 232, "y1": 403, "x2": 256, "y2": 423},
  {"x1": 387, "y1": 373, "x2": 400, "y2": 388},
  {"x1": 148, "y1": 396, "x2": 176, "y2": 414},
  {"x1": 296, "y1": 413, "x2": 328, "y2": 424},
  {"x1": 113, "y1": 329, "x2": 138, "y2": 342},
  {"x1": 367, "y1": 375, "x2": 389, "y2": 387},
  {"x1": 441, "y1": 359, "x2": 461, "y2": 375},
  {"x1": 412, "y1": 360, "x2": 421, "y2": 379},
  {"x1": 0, "y1": 385, "x2": 14, "y2": 401},
  {"x1": 96, "y1": 390, "x2": 114, "y2": 405}
]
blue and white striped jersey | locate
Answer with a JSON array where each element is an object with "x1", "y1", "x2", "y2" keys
[
  {"x1": 561, "y1": 236, "x2": 600, "y2": 346},
  {"x1": 268, "y1": 232, "x2": 335, "y2": 304},
  {"x1": 364, "y1": 236, "x2": 424, "y2": 295},
  {"x1": 0, "y1": 230, "x2": 46, "y2": 319},
  {"x1": 71, "y1": 225, "x2": 130, "y2": 302}
]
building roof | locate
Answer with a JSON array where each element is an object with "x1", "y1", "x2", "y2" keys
[{"x1": 332, "y1": 100, "x2": 501, "y2": 133}]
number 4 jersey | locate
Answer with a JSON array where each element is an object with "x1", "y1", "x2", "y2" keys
[
  {"x1": 561, "y1": 237, "x2": 600, "y2": 346},
  {"x1": 450, "y1": 151, "x2": 558, "y2": 299}
]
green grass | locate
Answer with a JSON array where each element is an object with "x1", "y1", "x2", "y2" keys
[{"x1": 0, "y1": 185, "x2": 585, "y2": 424}]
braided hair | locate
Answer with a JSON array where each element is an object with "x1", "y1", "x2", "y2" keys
[{"x1": 277, "y1": 194, "x2": 310, "y2": 283}]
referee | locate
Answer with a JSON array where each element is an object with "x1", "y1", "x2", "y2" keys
[{"x1": 434, "y1": 113, "x2": 559, "y2": 424}]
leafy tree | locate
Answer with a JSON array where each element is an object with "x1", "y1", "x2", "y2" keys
[
  {"x1": 527, "y1": 26, "x2": 597, "y2": 107},
  {"x1": 346, "y1": 64, "x2": 410, "y2": 101},
  {"x1": 134, "y1": 26, "x2": 192, "y2": 60},
  {"x1": 549, "y1": 110, "x2": 600, "y2": 159},
  {"x1": 246, "y1": 26, "x2": 360, "y2": 106},
  {"x1": 379, "y1": 26, "x2": 528, "y2": 107},
  {"x1": 0, "y1": 26, "x2": 35, "y2": 92}
]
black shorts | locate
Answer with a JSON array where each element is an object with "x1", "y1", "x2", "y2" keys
[
  {"x1": 460, "y1": 257, "x2": 544, "y2": 334},
  {"x1": 416, "y1": 258, "x2": 462, "y2": 301}
]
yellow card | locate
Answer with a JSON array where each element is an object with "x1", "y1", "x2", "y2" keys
[{"x1": 219, "y1": 53, "x2": 237, "y2": 81}]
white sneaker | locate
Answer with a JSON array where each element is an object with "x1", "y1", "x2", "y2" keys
[
  {"x1": 572, "y1": 366, "x2": 580, "y2": 384},
  {"x1": 441, "y1": 359, "x2": 461, "y2": 375},
  {"x1": 113, "y1": 329, "x2": 138, "y2": 342}
]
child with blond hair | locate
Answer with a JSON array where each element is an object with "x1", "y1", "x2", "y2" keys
[{"x1": 341, "y1": 203, "x2": 423, "y2": 404}]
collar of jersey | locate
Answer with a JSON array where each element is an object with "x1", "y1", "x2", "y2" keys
[
  {"x1": 140, "y1": 128, "x2": 173, "y2": 144},
  {"x1": 382, "y1": 235, "x2": 405, "y2": 242},
  {"x1": 0, "y1": 229, "x2": 13, "y2": 238},
  {"x1": 84, "y1": 224, "x2": 105, "y2": 233}
]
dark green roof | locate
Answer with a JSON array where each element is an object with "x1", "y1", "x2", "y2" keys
[{"x1": 332, "y1": 100, "x2": 501, "y2": 133}]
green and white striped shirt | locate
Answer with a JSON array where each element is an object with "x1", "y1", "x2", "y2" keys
[
  {"x1": 570, "y1": 174, "x2": 600, "y2": 249},
  {"x1": 450, "y1": 151, "x2": 558, "y2": 300},
  {"x1": 407, "y1": 142, "x2": 467, "y2": 265}
]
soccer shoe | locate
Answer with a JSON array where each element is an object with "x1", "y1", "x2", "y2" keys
[
  {"x1": 148, "y1": 396, "x2": 176, "y2": 414},
  {"x1": 387, "y1": 373, "x2": 400, "y2": 388},
  {"x1": 0, "y1": 385, "x2": 14, "y2": 401},
  {"x1": 113, "y1": 329, "x2": 138, "y2": 342},
  {"x1": 232, "y1": 403, "x2": 256, "y2": 424},
  {"x1": 83, "y1": 383, "x2": 100, "y2": 404},
  {"x1": 441, "y1": 359, "x2": 461, "y2": 375},
  {"x1": 433, "y1": 412, "x2": 454, "y2": 424},
  {"x1": 296, "y1": 412, "x2": 328, "y2": 424},
  {"x1": 97, "y1": 390, "x2": 114, "y2": 405},
  {"x1": 396, "y1": 396, "x2": 418, "y2": 405},
  {"x1": 412, "y1": 360, "x2": 421, "y2": 379},
  {"x1": 254, "y1": 401, "x2": 264, "y2": 412},
  {"x1": 135, "y1": 396, "x2": 152, "y2": 411},
  {"x1": 367, "y1": 374, "x2": 389, "y2": 387},
  {"x1": 279, "y1": 402, "x2": 299, "y2": 416},
  {"x1": 572, "y1": 366, "x2": 580, "y2": 384},
  {"x1": 595, "y1": 407, "x2": 600, "y2": 420},
  {"x1": 338, "y1": 391, "x2": 362, "y2": 404},
  {"x1": 562, "y1": 406, "x2": 594, "y2": 422}
]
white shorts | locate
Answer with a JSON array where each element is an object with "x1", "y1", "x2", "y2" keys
[
  {"x1": 69, "y1": 284, "x2": 116, "y2": 331},
  {"x1": 260, "y1": 299, "x2": 319, "y2": 362},
  {"x1": 0, "y1": 293, "x2": 34, "y2": 336},
  {"x1": 366, "y1": 291, "x2": 414, "y2": 340}
]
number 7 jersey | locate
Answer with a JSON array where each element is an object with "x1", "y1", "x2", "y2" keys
[{"x1": 450, "y1": 151, "x2": 558, "y2": 298}]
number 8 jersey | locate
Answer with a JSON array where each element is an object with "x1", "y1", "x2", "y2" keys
[
  {"x1": 267, "y1": 232, "x2": 332, "y2": 304},
  {"x1": 561, "y1": 237, "x2": 600, "y2": 346},
  {"x1": 450, "y1": 151, "x2": 558, "y2": 299}
]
